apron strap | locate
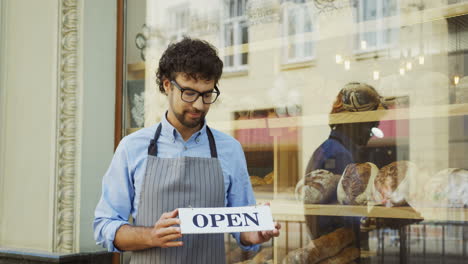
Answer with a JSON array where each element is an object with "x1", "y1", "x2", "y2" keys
[
  {"x1": 206, "y1": 126, "x2": 218, "y2": 158},
  {"x1": 148, "y1": 123, "x2": 218, "y2": 158},
  {"x1": 148, "y1": 123, "x2": 163, "y2": 156}
]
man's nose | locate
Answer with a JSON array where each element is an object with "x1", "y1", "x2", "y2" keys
[{"x1": 192, "y1": 95, "x2": 204, "y2": 110}]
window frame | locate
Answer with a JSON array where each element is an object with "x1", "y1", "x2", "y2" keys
[
  {"x1": 354, "y1": 0, "x2": 399, "y2": 54},
  {"x1": 168, "y1": 3, "x2": 191, "y2": 43},
  {"x1": 281, "y1": 0, "x2": 316, "y2": 65},
  {"x1": 221, "y1": 0, "x2": 249, "y2": 73}
]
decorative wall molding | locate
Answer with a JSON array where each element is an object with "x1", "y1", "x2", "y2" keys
[{"x1": 54, "y1": 0, "x2": 79, "y2": 253}]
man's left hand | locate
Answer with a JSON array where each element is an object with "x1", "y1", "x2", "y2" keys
[
  {"x1": 240, "y1": 222, "x2": 281, "y2": 245},
  {"x1": 240, "y1": 202, "x2": 281, "y2": 245}
]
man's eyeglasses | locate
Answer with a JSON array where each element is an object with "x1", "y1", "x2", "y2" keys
[{"x1": 171, "y1": 80, "x2": 220, "y2": 104}]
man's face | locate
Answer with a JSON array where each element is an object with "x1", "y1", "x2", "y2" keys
[{"x1": 164, "y1": 74, "x2": 215, "y2": 129}]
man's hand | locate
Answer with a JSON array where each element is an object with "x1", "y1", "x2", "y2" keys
[
  {"x1": 148, "y1": 209, "x2": 184, "y2": 248},
  {"x1": 240, "y1": 202, "x2": 281, "y2": 246},
  {"x1": 114, "y1": 209, "x2": 183, "y2": 251},
  {"x1": 240, "y1": 222, "x2": 281, "y2": 245}
]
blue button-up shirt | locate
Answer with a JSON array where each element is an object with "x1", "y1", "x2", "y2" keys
[{"x1": 94, "y1": 115, "x2": 259, "y2": 252}]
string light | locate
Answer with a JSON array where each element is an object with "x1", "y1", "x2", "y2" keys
[
  {"x1": 454, "y1": 75, "x2": 460, "y2": 85},
  {"x1": 373, "y1": 71, "x2": 380, "y2": 80},
  {"x1": 361, "y1": 40, "x2": 367, "y2": 50},
  {"x1": 399, "y1": 68, "x2": 405, "y2": 76},
  {"x1": 335, "y1": 54, "x2": 343, "y2": 64},
  {"x1": 418, "y1": 55, "x2": 425, "y2": 65},
  {"x1": 344, "y1": 60, "x2": 350, "y2": 70},
  {"x1": 406, "y1": 61, "x2": 412, "y2": 70}
]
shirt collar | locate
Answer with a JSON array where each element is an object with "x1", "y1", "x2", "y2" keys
[{"x1": 161, "y1": 111, "x2": 207, "y2": 142}]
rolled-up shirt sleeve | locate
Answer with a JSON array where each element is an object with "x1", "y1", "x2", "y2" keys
[
  {"x1": 94, "y1": 138, "x2": 134, "y2": 252},
  {"x1": 227, "y1": 141, "x2": 261, "y2": 252}
]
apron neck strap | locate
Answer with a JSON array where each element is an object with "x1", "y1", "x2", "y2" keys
[
  {"x1": 148, "y1": 123, "x2": 163, "y2": 156},
  {"x1": 206, "y1": 126, "x2": 218, "y2": 158},
  {"x1": 148, "y1": 123, "x2": 218, "y2": 158}
]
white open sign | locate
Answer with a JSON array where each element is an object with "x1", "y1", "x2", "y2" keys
[{"x1": 178, "y1": 206, "x2": 275, "y2": 234}]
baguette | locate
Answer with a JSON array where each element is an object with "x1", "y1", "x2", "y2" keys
[
  {"x1": 282, "y1": 228, "x2": 355, "y2": 264},
  {"x1": 307, "y1": 228, "x2": 355, "y2": 262},
  {"x1": 316, "y1": 247, "x2": 360, "y2": 264}
]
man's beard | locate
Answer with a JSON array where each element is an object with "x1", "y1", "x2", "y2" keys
[{"x1": 174, "y1": 109, "x2": 206, "y2": 128}]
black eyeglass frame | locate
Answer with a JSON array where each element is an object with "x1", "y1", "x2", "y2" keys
[{"x1": 170, "y1": 80, "x2": 220, "y2": 104}]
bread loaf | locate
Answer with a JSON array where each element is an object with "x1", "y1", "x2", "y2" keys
[
  {"x1": 337, "y1": 163, "x2": 379, "y2": 205},
  {"x1": 424, "y1": 168, "x2": 468, "y2": 208},
  {"x1": 372, "y1": 161, "x2": 417, "y2": 207},
  {"x1": 316, "y1": 247, "x2": 360, "y2": 264},
  {"x1": 295, "y1": 169, "x2": 340, "y2": 204}
]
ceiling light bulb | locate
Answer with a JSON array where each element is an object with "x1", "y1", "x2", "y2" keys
[
  {"x1": 454, "y1": 75, "x2": 460, "y2": 85},
  {"x1": 400, "y1": 68, "x2": 405, "y2": 75}
]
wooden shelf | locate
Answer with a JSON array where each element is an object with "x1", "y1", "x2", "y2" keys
[
  {"x1": 211, "y1": 104, "x2": 468, "y2": 131},
  {"x1": 127, "y1": 61, "x2": 145, "y2": 72},
  {"x1": 127, "y1": 62, "x2": 145, "y2": 80},
  {"x1": 126, "y1": 127, "x2": 142, "y2": 135},
  {"x1": 255, "y1": 198, "x2": 468, "y2": 222}
]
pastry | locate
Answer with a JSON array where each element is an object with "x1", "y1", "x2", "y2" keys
[
  {"x1": 282, "y1": 247, "x2": 312, "y2": 264},
  {"x1": 316, "y1": 247, "x2": 360, "y2": 264},
  {"x1": 264, "y1": 172, "x2": 274, "y2": 184},
  {"x1": 250, "y1": 176, "x2": 266, "y2": 186},
  {"x1": 337, "y1": 163, "x2": 379, "y2": 205},
  {"x1": 251, "y1": 247, "x2": 273, "y2": 264},
  {"x1": 295, "y1": 169, "x2": 340, "y2": 204},
  {"x1": 372, "y1": 161, "x2": 417, "y2": 207}
]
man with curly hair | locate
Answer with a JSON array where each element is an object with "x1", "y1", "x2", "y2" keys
[{"x1": 94, "y1": 38, "x2": 280, "y2": 264}]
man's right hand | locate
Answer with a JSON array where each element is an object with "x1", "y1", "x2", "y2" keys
[{"x1": 148, "y1": 209, "x2": 184, "y2": 248}]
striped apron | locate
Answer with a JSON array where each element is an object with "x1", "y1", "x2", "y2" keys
[{"x1": 130, "y1": 123, "x2": 226, "y2": 264}]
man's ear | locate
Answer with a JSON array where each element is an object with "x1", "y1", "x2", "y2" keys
[{"x1": 163, "y1": 78, "x2": 171, "y2": 95}]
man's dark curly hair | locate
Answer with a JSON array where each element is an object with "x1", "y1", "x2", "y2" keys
[{"x1": 156, "y1": 37, "x2": 223, "y2": 94}]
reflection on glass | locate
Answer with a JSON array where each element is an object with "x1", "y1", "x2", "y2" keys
[
  {"x1": 224, "y1": 0, "x2": 249, "y2": 70},
  {"x1": 125, "y1": 0, "x2": 468, "y2": 263},
  {"x1": 283, "y1": 0, "x2": 314, "y2": 63}
]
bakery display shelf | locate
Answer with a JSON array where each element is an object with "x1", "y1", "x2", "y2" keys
[
  {"x1": 212, "y1": 104, "x2": 468, "y2": 131},
  {"x1": 256, "y1": 199, "x2": 468, "y2": 222}
]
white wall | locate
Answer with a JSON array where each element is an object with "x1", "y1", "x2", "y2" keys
[
  {"x1": 0, "y1": 0, "x2": 7, "y2": 247},
  {"x1": 0, "y1": 0, "x2": 59, "y2": 251},
  {"x1": 79, "y1": 0, "x2": 117, "y2": 252},
  {"x1": 0, "y1": 0, "x2": 117, "y2": 253}
]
